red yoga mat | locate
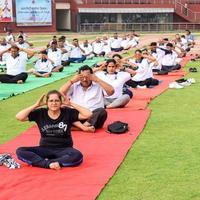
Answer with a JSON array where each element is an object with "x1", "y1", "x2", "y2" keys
[
  {"x1": 0, "y1": 56, "x2": 191, "y2": 200},
  {"x1": 0, "y1": 109, "x2": 151, "y2": 200}
]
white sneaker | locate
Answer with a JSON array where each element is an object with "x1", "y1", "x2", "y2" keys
[
  {"x1": 137, "y1": 85, "x2": 147, "y2": 89},
  {"x1": 187, "y1": 78, "x2": 196, "y2": 84},
  {"x1": 179, "y1": 81, "x2": 191, "y2": 87},
  {"x1": 169, "y1": 82, "x2": 184, "y2": 89}
]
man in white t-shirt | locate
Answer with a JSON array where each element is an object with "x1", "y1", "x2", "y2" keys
[
  {"x1": 57, "y1": 37, "x2": 71, "y2": 66},
  {"x1": 80, "y1": 40, "x2": 94, "y2": 59},
  {"x1": 160, "y1": 43, "x2": 182, "y2": 72},
  {"x1": 102, "y1": 35, "x2": 111, "y2": 56},
  {"x1": 110, "y1": 33, "x2": 123, "y2": 52},
  {"x1": 60, "y1": 65, "x2": 114, "y2": 132},
  {"x1": 68, "y1": 39, "x2": 86, "y2": 63},
  {"x1": 15, "y1": 35, "x2": 33, "y2": 49},
  {"x1": 0, "y1": 46, "x2": 34, "y2": 83},
  {"x1": 33, "y1": 50, "x2": 53, "y2": 78},
  {"x1": 47, "y1": 41, "x2": 64, "y2": 72},
  {"x1": 0, "y1": 38, "x2": 11, "y2": 70},
  {"x1": 149, "y1": 42, "x2": 165, "y2": 71},
  {"x1": 126, "y1": 49, "x2": 159, "y2": 88},
  {"x1": 91, "y1": 37, "x2": 105, "y2": 57},
  {"x1": 5, "y1": 31, "x2": 15, "y2": 43}
]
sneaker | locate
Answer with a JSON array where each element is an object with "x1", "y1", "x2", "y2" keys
[
  {"x1": 189, "y1": 67, "x2": 198, "y2": 73},
  {"x1": 187, "y1": 78, "x2": 196, "y2": 84},
  {"x1": 3, "y1": 156, "x2": 20, "y2": 169},
  {"x1": 0, "y1": 153, "x2": 20, "y2": 169},
  {"x1": 176, "y1": 78, "x2": 187, "y2": 83},
  {"x1": 0, "y1": 154, "x2": 11, "y2": 165},
  {"x1": 137, "y1": 85, "x2": 147, "y2": 89},
  {"x1": 179, "y1": 81, "x2": 191, "y2": 87},
  {"x1": 169, "y1": 82, "x2": 184, "y2": 89}
]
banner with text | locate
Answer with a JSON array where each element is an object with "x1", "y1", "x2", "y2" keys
[
  {"x1": 0, "y1": 0, "x2": 13, "y2": 22},
  {"x1": 16, "y1": 0, "x2": 52, "y2": 26}
]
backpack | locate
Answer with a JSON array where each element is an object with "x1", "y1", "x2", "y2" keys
[{"x1": 107, "y1": 121, "x2": 129, "y2": 134}]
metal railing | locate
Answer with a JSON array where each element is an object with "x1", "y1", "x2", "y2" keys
[
  {"x1": 175, "y1": 0, "x2": 200, "y2": 21},
  {"x1": 82, "y1": 0, "x2": 175, "y2": 4},
  {"x1": 188, "y1": 0, "x2": 200, "y2": 3},
  {"x1": 80, "y1": 22, "x2": 200, "y2": 32}
]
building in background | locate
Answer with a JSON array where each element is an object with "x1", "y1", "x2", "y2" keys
[{"x1": 0, "y1": 0, "x2": 200, "y2": 33}]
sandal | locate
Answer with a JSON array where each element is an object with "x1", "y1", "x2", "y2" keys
[{"x1": 189, "y1": 67, "x2": 198, "y2": 72}]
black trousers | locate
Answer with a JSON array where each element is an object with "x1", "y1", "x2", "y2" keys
[
  {"x1": 93, "y1": 51, "x2": 105, "y2": 57},
  {"x1": 161, "y1": 64, "x2": 181, "y2": 72},
  {"x1": 87, "y1": 108, "x2": 107, "y2": 129},
  {"x1": 126, "y1": 78, "x2": 159, "y2": 88},
  {"x1": 0, "y1": 72, "x2": 28, "y2": 83},
  {"x1": 111, "y1": 47, "x2": 123, "y2": 52},
  {"x1": 16, "y1": 146, "x2": 83, "y2": 168}
]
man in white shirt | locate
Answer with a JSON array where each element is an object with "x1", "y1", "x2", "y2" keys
[
  {"x1": 91, "y1": 37, "x2": 105, "y2": 57},
  {"x1": 33, "y1": 50, "x2": 53, "y2": 78},
  {"x1": 128, "y1": 34, "x2": 138, "y2": 48},
  {"x1": 47, "y1": 41, "x2": 64, "y2": 72},
  {"x1": 160, "y1": 43, "x2": 182, "y2": 72},
  {"x1": 57, "y1": 37, "x2": 71, "y2": 66},
  {"x1": 126, "y1": 49, "x2": 159, "y2": 88},
  {"x1": 102, "y1": 35, "x2": 111, "y2": 56},
  {"x1": 0, "y1": 46, "x2": 34, "y2": 83},
  {"x1": 80, "y1": 40, "x2": 94, "y2": 59},
  {"x1": 149, "y1": 42, "x2": 165, "y2": 71},
  {"x1": 5, "y1": 31, "x2": 15, "y2": 43},
  {"x1": 15, "y1": 36, "x2": 33, "y2": 49},
  {"x1": 110, "y1": 33, "x2": 123, "y2": 52},
  {"x1": 60, "y1": 65, "x2": 114, "y2": 132},
  {"x1": 68, "y1": 39, "x2": 86, "y2": 63},
  {"x1": 121, "y1": 35, "x2": 130, "y2": 50},
  {"x1": 0, "y1": 38, "x2": 11, "y2": 51},
  {"x1": 0, "y1": 38, "x2": 11, "y2": 70}
]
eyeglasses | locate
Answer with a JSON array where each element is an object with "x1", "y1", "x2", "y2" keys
[{"x1": 48, "y1": 99, "x2": 61, "y2": 103}]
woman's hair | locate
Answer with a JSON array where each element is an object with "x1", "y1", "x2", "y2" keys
[
  {"x1": 46, "y1": 90, "x2": 62, "y2": 102},
  {"x1": 135, "y1": 49, "x2": 142, "y2": 54},
  {"x1": 112, "y1": 54, "x2": 122, "y2": 59},
  {"x1": 106, "y1": 59, "x2": 116, "y2": 65}
]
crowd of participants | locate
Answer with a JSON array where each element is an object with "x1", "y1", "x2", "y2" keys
[{"x1": 0, "y1": 29, "x2": 196, "y2": 170}]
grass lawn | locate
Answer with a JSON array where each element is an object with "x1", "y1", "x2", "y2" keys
[
  {"x1": 97, "y1": 61, "x2": 200, "y2": 200},
  {"x1": 0, "y1": 33, "x2": 200, "y2": 199}
]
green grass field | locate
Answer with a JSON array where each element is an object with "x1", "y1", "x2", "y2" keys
[{"x1": 0, "y1": 33, "x2": 200, "y2": 199}]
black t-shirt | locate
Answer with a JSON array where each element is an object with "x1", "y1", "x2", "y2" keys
[{"x1": 28, "y1": 107, "x2": 79, "y2": 147}]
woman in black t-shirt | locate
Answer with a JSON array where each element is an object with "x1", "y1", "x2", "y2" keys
[{"x1": 16, "y1": 90, "x2": 92, "y2": 170}]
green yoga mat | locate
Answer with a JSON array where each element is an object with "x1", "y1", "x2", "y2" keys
[{"x1": 0, "y1": 57, "x2": 104, "y2": 100}]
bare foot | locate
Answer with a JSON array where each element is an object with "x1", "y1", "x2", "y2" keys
[
  {"x1": 17, "y1": 80, "x2": 23, "y2": 84},
  {"x1": 49, "y1": 162, "x2": 61, "y2": 170},
  {"x1": 44, "y1": 73, "x2": 50, "y2": 78},
  {"x1": 84, "y1": 126, "x2": 95, "y2": 133}
]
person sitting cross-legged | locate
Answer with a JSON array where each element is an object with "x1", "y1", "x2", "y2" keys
[
  {"x1": 47, "y1": 41, "x2": 64, "y2": 72},
  {"x1": 16, "y1": 90, "x2": 92, "y2": 170},
  {"x1": 95, "y1": 59, "x2": 131, "y2": 109},
  {"x1": 0, "y1": 45, "x2": 34, "y2": 84},
  {"x1": 60, "y1": 65, "x2": 114, "y2": 132},
  {"x1": 68, "y1": 39, "x2": 86, "y2": 63},
  {"x1": 32, "y1": 50, "x2": 54, "y2": 78}
]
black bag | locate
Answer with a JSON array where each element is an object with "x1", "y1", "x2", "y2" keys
[{"x1": 107, "y1": 121, "x2": 129, "y2": 134}]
